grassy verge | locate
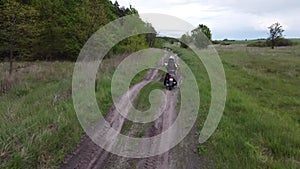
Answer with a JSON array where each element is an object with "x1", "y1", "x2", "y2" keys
[
  {"x1": 133, "y1": 81, "x2": 164, "y2": 111},
  {"x1": 0, "y1": 55, "x2": 126, "y2": 168},
  {"x1": 169, "y1": 44, "x2": 300, "y2": 168},
  {"x1": 0, "y1": 62, "x2": 80, "y2": 169},
  {"x1": 0, "y1": 49, "x2": 165, "y2": 168},
  {"x1": 130, "y1": 69, "x2": 150, "y2": 87}
]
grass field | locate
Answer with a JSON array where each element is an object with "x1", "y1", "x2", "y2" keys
[
  {"x1": 214, "y1": 38, "x2": 300, "y2": 46},
  {"x1": 0, "y1": 50, "x2": 164, "y2": 168},
  {"x1": 0, "y1": 61, "x2": 81, "y2": 169},
  {"x1": 1, "y1": 44, "x2": 299, "y2": 168},
  {"x1": 170, "y1": 44, "x2": 300, "y2": 168},
  {"x1": 0, "y1": 57, "x2": 123, "y2": 168}
]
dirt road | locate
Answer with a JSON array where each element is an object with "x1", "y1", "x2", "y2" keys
[{"x1": 61, "y1": 52, "x2": 207, "y2": 169}]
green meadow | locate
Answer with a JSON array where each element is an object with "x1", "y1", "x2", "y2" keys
[
  {"x1": 0, "y1": 44, "x2": 299, "y2": 168},
  {"x1": 170, "y1": 44, "x2": 300, "y2": 168}
]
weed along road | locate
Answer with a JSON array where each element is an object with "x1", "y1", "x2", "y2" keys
[{"x1": 61, "y1": 51, "x2": 204, "y2": 169}]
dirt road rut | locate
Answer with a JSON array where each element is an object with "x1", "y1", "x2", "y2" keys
[{"x1": 61, "y1": 52, "x2": 206, "y2": 169}]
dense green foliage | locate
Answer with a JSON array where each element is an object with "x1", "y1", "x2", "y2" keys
[
  {"x1": 268, "y1": 22, "x2": 284, "y2": 49},
  {"x1": 247, "y1": 38, "x2": 294, "y2": 47},
  {"x1": 0, "y1": 1, "x2": 39, "y2": 59},
  {"x1": 191, "y1": 24, "x2": 212, "y2": 49},
  {"x1": 179, "y1": 24, "x2": 212, "y2": 49},
  {"x1": 153, "y1": 37, "x2": 168, "y2": 48},
  {"x1": 0, "y1": 0, "x2": 155, "y2": 61},
  {"x1": 152, "y1": 37, "x2": 178, "y2": 49},
  {"x1": 192, "y1": 24, "x2": 212, "y2": 40},
  {"x1": 180, "y1": 33, "x2": 192, "y2": 48}
]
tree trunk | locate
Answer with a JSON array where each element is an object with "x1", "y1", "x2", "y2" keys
[
  {"x1": 9, "y1": 48, "x2": 13, "y2": 75},
  {"x1": 271, "y1": 40, "x2": 275, "y2": 49}
]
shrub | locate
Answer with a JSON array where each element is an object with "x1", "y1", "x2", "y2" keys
[
  {"x1": 247, "y1": 38, "x2": 293, "y2": 47},
  {"x1": 247, "y1": 41, "x2": 268, "y2": 47},
  {"x1": 212, "y1": 40, "x2": 221, "y2": 44},
  {"x1": 180, "y1": 42, "x2": 189, "y2": 48},
  {"x1": 220, "y1": 42, "x2": 231, "y2": 46},
  {"x1": 271, "y1": 38, "x2": 294, "y2": 46}
]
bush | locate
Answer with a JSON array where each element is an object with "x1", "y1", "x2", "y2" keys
[
  {"x1": 180, "y1": 42, "x2": 189, "y2": 48},
  {"x1": 153, "y1": 38, "x2": 167, "y2": 48},
  {"x1": 270, "y1": 38, "x2": 294, "y2": 46},
  {"x1": 220, "y1": 42, "x2": 231, "y2": 46},
  {"x1": 247, "y1": 41, "x2": 268, "y2": 47},
  {"x1": 223, "y1": 39, "x2": 235, "y2": 42},
  {"x1": 212, "y1": 40, "x2": 221, "y2": 44},
  {"x1": 247, "y1": 38, "x2": 294, "y2": 47}
]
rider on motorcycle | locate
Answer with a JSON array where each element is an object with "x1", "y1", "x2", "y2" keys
[
  {"x1": 164, "y1": 56, "x2": 178, "y2": 87},
  {"x1": 165, "y1": 56, "x2": 178, "y2": 73}
]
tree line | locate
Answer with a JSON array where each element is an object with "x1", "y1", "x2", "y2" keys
[
  {"x1": 0, "y1": 0, "x2": 156, "y2": 65},
  {"x1": 179, "y1": 22, "x2": 294, "y2": 49}
]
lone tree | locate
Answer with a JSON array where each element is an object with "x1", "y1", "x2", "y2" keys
[
  {"x1": 268, "y1": 22, "x2": 284, "y2": 49},
  {"x1": 191, "y1": 24, "x2": 212, "y2": 49}
]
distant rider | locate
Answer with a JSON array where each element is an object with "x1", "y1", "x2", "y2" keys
[
  {"x1": 165, "y1": 55, "x2": 178, "y2": 74},
  {"x1": 164, "y1": 56, "x2": 178, "y2": 86}
]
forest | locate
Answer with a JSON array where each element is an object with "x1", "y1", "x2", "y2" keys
[{"x1": 0, "y1": 0, "x2": 156, "y2": 62}]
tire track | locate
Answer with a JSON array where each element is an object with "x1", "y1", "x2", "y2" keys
[
  {"x1": 61, "y1": 52, "x2": 169, "y2": 169},
  {"x1": 137, "y1": 53, "x2": 181, "y2": 169},
  {"x1": 95, "y1": 51, "x2": 207, "y2": 169},
  {"x1": 61, "y1": 72, "x2": 161, "y2": 169}
]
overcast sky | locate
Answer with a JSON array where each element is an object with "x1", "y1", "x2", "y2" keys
[{"x1": 116, "y1": 0, "x2": 300, "y2": 40}]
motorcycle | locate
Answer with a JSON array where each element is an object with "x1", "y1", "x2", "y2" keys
[{"x1": 164, "y1": 73, "x2": 177, "y2": 90}]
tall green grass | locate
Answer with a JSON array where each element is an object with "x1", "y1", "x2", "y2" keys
[
  {"x1": 0, "y1": 57, "x2": 123, "y2": 168},
  {"x1": 170, "y1": 44, "x2": 300, "y2": 168},
  {"x1": 1, "y1": 45, "x2": 299, "y2": 168},
  {"x1": 0, "y1": 62, "x2": 81, "y2": 169},
  {"x1": 0, "y1": 49, "x2": 165, "y2": 168}
]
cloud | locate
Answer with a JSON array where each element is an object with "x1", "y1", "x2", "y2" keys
[{"x1": 116, "y1": 0, "x2": 300, "y2": 39}]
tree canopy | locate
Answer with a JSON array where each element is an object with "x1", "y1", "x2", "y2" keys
[
  {"x1": 268, "y1": 22, "x2": 284, "y2": 49},
  {"x1": 0, "y1": 0, "x2": 155, "y2": 61},
  {"x1": 191, "y1": 24, "x2": 212, "y2": 49},
  {"x1": 180, "y1": 33, "x2": 192, "y2": 48},
  {"x1": 179, "y1": 24, "x2": 212, "y2": 49}
]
